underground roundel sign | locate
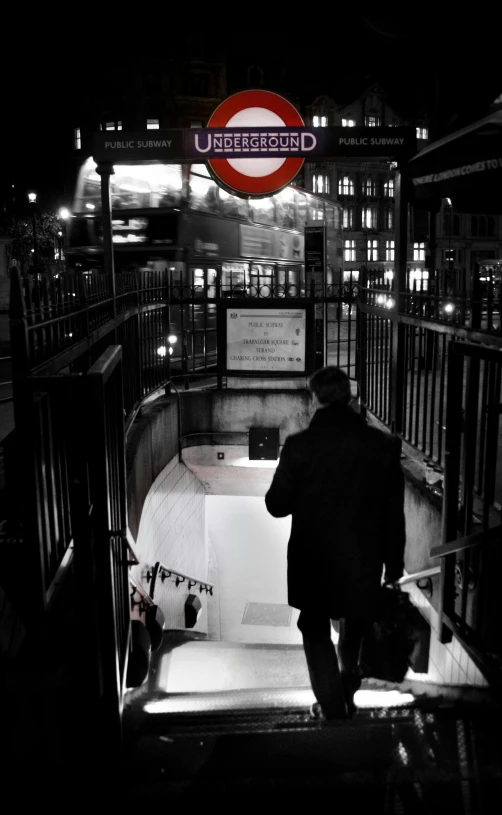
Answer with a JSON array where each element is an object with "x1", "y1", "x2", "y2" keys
[{"x1": 207, "y1": 90, "x2": 305, "y2": 198}]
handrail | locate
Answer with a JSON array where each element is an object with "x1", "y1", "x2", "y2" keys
[
  {"x1": 125, "y1": 528, "x2": 140, "y2": 566},
  {"x1": 129, "y1": 575, "x2": 156, "y2": 610},
  {"x1": 397, "y1": 566, "x2": 441, "y2": 586},
  {"x1": 180, "y1": 431, "x2": 249, "y2": 439},
  {"x1": 146, "y1": 560, "x2": 214, "y2": 600},
  {"x1": 430, "y1": 525, "x2": 501, "y2": 559},
  {"x1": 125, "y1": 378, "x2": 182, "y2": 461}
]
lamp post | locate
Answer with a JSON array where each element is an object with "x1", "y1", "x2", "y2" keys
[
  {"x1": 28, "y1": 192, "x2": 38, "y2": 270},
  {"x1": 57, "y1": 230, "x2": 63, "y2": 270},
  {"x1": 58, "y1": 207, "x2": 70, "y2": 271},
  {"x1": 446, "y1": 197, "x2": 453, "y2": 281}
]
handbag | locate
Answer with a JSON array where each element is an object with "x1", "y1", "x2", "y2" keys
[{"x1": 359, "y1": 584, "x2": 428, "y2": 683}]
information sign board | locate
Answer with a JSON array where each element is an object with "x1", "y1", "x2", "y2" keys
[{"x1": 226, "y1": 308, "x2": 306, "y2": 372}]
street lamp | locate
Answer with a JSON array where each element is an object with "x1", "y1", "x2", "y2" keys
[
  {"x1": 446, "y1": 197, "x2": 453, "y2": 278},
  {"x1": 58, "y1": 207, "x2": 70, "y2": 270},
  {"x1": 57, "y1": 230, "x2": 63, "y2": 268},
  {"x1": 28, "y1": 192, "x2": 38, "y2": 270}
]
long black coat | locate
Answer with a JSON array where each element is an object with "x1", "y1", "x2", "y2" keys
[{"x1": 265, "y1": 404, "x2": 406, "y2": 620}]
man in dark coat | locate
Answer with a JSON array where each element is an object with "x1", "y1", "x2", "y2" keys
[{"x1": 265, "y1": 366, "x2": 406, "y2": 719}]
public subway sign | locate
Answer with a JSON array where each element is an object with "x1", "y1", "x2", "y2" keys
[
  {"x1": 203, "y1": 90, "x2": 306, "y2": 197},
  {"x1": 226, "y1": 308, "x2": 306, "y2": 373},
  {"x1": 93, "y1": 125, "x2": 415, "y2": 163}
]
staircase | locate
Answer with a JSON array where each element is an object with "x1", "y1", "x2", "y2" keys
[{"x1": 118, "y1": 636, "x2": 502, "y2": 811}]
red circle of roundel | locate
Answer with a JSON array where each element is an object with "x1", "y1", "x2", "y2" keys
[{"x1": 207, "y1": 90, "x2": 304, "y2": 196}]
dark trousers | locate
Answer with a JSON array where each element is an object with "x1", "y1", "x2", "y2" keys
[{"x1": 297, "y1": 609, "x2": 367, "y2": 717}]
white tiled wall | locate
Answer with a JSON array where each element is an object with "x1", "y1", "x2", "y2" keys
[
  {"x1": 404, "y1": 580, "x2": 489, "y2": 688},
  {"x1": 131, "y1": 455, "x2": 209, "y2": 634}
]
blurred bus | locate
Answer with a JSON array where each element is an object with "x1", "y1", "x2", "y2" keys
[{"x1": 67, "y1": 158, "x2": 342, "y2": 373}]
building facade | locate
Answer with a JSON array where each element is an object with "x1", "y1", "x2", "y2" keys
[{"x1": 304, "y1": 86, "x2": 502, "y2": 288}]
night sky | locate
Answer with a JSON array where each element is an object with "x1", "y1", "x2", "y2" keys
[{"x1": 1, "y1": 11, "x2": 499, "y2": 208}]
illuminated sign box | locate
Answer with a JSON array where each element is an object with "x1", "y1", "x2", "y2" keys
[{"x1": 226, "y1": 308, "x2": 306, "y2": 373}]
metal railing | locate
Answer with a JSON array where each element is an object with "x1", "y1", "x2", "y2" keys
[
  {"x1": 430, "y1": 526, "x2": 502, "y2": 688},
  {"x1": 397, "y1": 566, "x2": 441, "y2": 587},
  {"x1": 7, "y1": 257, "x2": 502, "y2": 713}
]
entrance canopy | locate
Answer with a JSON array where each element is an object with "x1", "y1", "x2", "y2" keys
[{"x1": 407, "y1": 111, "x2": 502, "y2": 213}]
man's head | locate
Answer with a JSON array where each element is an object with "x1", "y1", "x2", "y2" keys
[{"x1": 309, "y1": 366, "x2": 352, "y2": 407}]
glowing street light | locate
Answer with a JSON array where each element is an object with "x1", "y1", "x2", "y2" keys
[
  {"x1": 28, "y1": 192, "x2": 38, "y2": 269},
  {"x1": 58, "y1": 207, "x2": 70, "y2": 220}
]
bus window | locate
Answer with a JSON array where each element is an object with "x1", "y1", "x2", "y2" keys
[
  {"x1": 112, "y1": 172, "x2": 151, "y2": 209},
  {"x1": 249, "y1": 264, "x2": 271, "y2": 296},
  {"x1": 307, "y1": 194, "x2": 324, "y2": 221},
  {"x1": 295, "y1": 191, "x2": 307, "y2": 230},
  {"x1": 248, "y1": 197, "x2": 276, "y2": 226},
  {"x1": 207, "y1": 267, "x2": 218, "y2": 298},
  {"x1": 189, "y1": 171, "x2": 220, "y2": 214},
  {"x1": 74, "y1": 158, "x2": 102, "y2": 212},
  {"x1": 219, "y1": 188, "x2": 249, "y2": 220},
  {"x1": 112, "y1": 164, "x2": 183, "y2": 209},
  {"x1": 222, "y1": 262, "x2": 248, "y2": 295},
  {"x1": 274, "y1": 188, "x2": 296, "y2": 229},
  {"x1": 325, "y1": 203, "x2": 336, "y2": 228}
]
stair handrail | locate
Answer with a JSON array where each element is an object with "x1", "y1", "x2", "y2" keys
[
  {"x1": 146, "y1": 560, "x2": 214, "y2": 600},
  {"x1": 397, "y1": 566, "x2": 441, "y2": 587}
]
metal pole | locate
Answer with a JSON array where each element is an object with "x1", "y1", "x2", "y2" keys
[
  {"x1": 390, "y1": 165, "x2": 408, "y2": 435},
  {"x1": 96, "y1": 162, "x2": 117, "y2": 322},
  {"x1": 31, "y1": 206, "x2": 38, "y2": 270}
]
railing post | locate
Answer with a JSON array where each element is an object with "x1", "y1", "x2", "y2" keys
[
  {"x1": 357, "y1": 265, "x2": 368, "y2": 419},
  {"x1": 439, "y1": 341, "x2": 464, "y2": 643},
  {"x1": 86, "y1": 346, "x2": 129, "y2": 752},
  {"x1": 390, "y1": 165, "x2": 407, "y2": 436},
  {"x1": 96, "y1": 162, "x2": 117, "y2": 338},
  {"x1": 216, "y1": 265, "x2": 223, "y2": 390},
  {"x1": 471, "y1": 262, "x2": 482, "y2": 330}
]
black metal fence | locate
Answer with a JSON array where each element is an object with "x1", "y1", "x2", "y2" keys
[
  {"x1": 358, "y1": 265, "x2": 502, "y2": 683},
  {"x1": 7, "y1": 256, "x2": 502, "y2": 722}
]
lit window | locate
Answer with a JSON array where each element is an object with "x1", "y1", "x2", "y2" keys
[
  {"x1": 363, "y1": 178, "x2": 377, "y2": 196},
  {"x1": 313, "y1": 115, "x2": 327, "y2": 127},
  {"x1": 416, "y1": 127, "x2": 428, "y2": 139},
  {"x1": 311, "y1": 204, "x2": 324, "y2": 220},
  {"x1": 105, "y1": 121, "x2": 122, "y2": 131},
  {"x1": 413, "y1": 242, "x2": 425, "y2": 261},
  {"x1": 386, "y1": 240, "x2": 395, "y2": 261},
  {"x1": 338, "y1": 175, "x2": 354, "y2": 196},
  {"x1": 385, "y1": 209, "x2": 394, "y2": 230},
  {"x1": 342, "y1": 207, "x2": 355, "y2": 229},
  {"x1": 342, "y1": 118, "x2": 355, "y2": 127},
  {"x1": 344, "y1": 239, "x2": 356, "y2": 262},
  {"x1": 313, "y1": 174, "x2": 330, "y2": 195},
  {"x1": 365, "y1": 115, "x2": 381, "y2": 127},
  {"x1": 362, "y1": 207, "x2": 378, "y2": 229},
  {"x1": 410, "y1": 268, "x2": 429, "y2": 291},
  {"x1": 73, "y1": 127, "x2": 81, "y2": 150},
  {"x1": 190, "y1": 121, "x2": 203, "y2": 128},
  {"x1": 367, "y1": 239, "x2": 379, "y2": 261},
  {"x1": 147, "y1": 118, "x2": 160, "y2": 130},
  {"x1": 383, "y1": 179, "x2": 394, "y2": 197}
]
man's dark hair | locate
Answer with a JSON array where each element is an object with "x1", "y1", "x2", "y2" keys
[{"x1": 309, "y1": 366, "x2": 352, "y2": 406}]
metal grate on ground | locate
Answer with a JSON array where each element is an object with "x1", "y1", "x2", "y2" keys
[{"x1": 242, "y1": 602, "x2": 292, "y2": 627}]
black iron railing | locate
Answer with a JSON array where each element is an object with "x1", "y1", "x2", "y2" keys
[{"x1": 8, "y1": 257, "x2": 502, "y2": 714}]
